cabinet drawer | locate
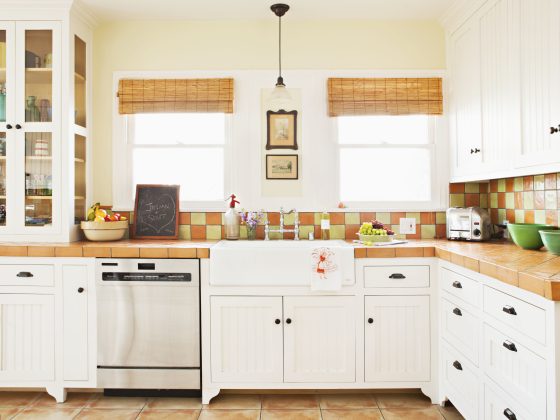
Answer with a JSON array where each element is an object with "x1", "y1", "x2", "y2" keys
[
  {"x1": 484, "y1": 382, "x2": 533, "y2": 420},
  {"x1": 0, "y1": 265, "x2": 54, "y2": 287},
  {"x1": 441, "y1": 298, "x2": 479, "y2": 365},
  {"x1": 483, "y1": 324, "x2": 546, "y2": 418},
  {"x1": 441, "y1": 268, "x2": 480, "y2": 307},
  {"x1": 483, "y1": 285, "x2": 545, "y2": 345},
  {"x1": 441, "y1": 343, "x2": 479, "y2": 420},
  {"x1": 364, "y1": 265, "x2": 429, "y2": 288}
]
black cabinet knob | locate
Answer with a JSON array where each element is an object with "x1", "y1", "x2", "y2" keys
[
  {"x1": 15, "y1": 124, "x2": 22, "y2": 129},
  {"x1": 275, "y1": 319, "x2": 281, "y2": 324},
  {"x1": 452, "y1": 360, "x2": 462, "y2": 371},
  {"x1": 5, "y1": 124, "x2": 12, "y2": 129},
  {"x1": 367, "y1": 318, "x2": 374, "y2": 324},
  {"x1": 285, "y1": 318, "x2": 292, "y2": 324},
  {"x1": 503, "y1": 340, "x2": 517, "y2": 352},
  {"x1": 503, "y1": 408, "x2": 517, "y2": 420},
  {"x1": 502, "y1": 305, "x2": 517, "y2": 315},
  {"x1": 551, "y1": 126, "x2": 559, "y2": 135},
  {"x1": 452, "y1": 281, "x2": 462, "y2": 289},
  {"x1": 470, "y1": 148, "x2": 481, "y2": 154},
  {"x1": 453, "y1": 307, "x2": 462, "y2": 316},
  {"x1": 78, "y1": 287, "x2": 85, "y2": 293}
]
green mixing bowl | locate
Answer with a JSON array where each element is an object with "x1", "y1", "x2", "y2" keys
[
  {"x1": 508, "y1": 223, "x2": 557, "y2": 250},
  {"x1": 539, "y1": 230, "x2": 560, "y2": 255}
]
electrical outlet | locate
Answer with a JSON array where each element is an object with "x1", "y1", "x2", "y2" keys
[{"x1": 400, "y1": 218, "x2": 416, "y2": 234}]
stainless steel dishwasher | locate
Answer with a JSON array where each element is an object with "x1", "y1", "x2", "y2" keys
[{"x1": 96, "y1": 259, "x2": 200, "y2": 392}]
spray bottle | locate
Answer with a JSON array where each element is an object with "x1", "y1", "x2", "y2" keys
[{"x1": 224, "y1": 194, "x2": 240, "y2": 240}]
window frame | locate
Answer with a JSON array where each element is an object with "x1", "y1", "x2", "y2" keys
[{"x1": 334, "y1": 115, "x2": 448, "y2": 211}]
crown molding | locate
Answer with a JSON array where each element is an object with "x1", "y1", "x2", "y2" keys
[
  {"x1": 71, "y1": 0, "x2": 100, "y2": 28},
  {"x1": 0, "y1": 0, "x2": 73, "y2": 8},
  {"x1": 439, "y1": 0, "x2": 487, "y2": 33}
]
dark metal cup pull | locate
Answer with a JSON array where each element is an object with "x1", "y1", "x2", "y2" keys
[
  {"x1": 78, "y1": 287, "x2": 85, "y2": 293},
  {"x1": 367, "y1": 318, "x2": 374, "y2": 324},
  {"x1": 389, "y1": 273, "x2": 406, "y2": 279},
  {"x1": 503, "y1": 408, "x2": 517, "y2": 420},
  {"x1": 16, "y1": 271, "x2": 33, "y2": 278},
  {"x1": 452, "y1": 281, "x2": 462, "y2": 289},
  {"x1": 452, "y1": 360, "x2": 462, "y2": 371},
  {"x1": 453, "y1": 307, "x2": 462, "y2": 316},
  {"x1": 502, "y1": 305, "x2": 517, "y2": 315},
  {"x1": 285, "y1": 318, "x2": 292, "y2": 324},
  {"x1": 503, "y1": 340, "x2": 517, "y2": 352}
]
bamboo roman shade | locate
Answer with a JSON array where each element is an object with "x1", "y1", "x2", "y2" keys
[
  {"x1": 117, "y1": 78, "x2": 234, "y2": 114},
  {"x1": 327, "y1": 78, "x2": 443, "y2": 117}
]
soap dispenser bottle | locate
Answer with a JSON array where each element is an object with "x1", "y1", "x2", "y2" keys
[{"x1": 224, "y1": 194, "x2": 241, "y2": 240}]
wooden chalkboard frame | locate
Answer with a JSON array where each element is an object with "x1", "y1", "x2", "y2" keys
[{"x1": 132, "y1": 184, "x2": 180, "y2": 240}]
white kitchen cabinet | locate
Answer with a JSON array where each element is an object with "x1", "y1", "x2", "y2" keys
[
  {"x1": 0, "y1": 293, "x2": 55, "y2": 382},
  {"x1": 364, "y1": 295, "x2": 430, "y2": 382},
  {"x1": 283, "y1": 296, "x2": 355, "y2": 383},
  {"x1": 210, "y1": 296, "x2": 283, "y2": 383}
]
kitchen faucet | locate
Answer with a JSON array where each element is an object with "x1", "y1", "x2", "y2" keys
[{"x1": 264, "y1": 207, "x2": 299, "y2": 240}]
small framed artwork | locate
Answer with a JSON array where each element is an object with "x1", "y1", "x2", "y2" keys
[
  {"x1": 266, "y1": 109, "x2": 298, "y2": 150},
  {"x1": 266, "y1": 154, "x2": 299, "y2": 180}
]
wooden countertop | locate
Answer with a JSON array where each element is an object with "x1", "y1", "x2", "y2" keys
[{"x1": 1, "y1": 238, "x2": 560, "y2": 300}]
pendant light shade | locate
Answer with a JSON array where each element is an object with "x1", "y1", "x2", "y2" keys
[{"x1": 270, "y1": 3, "x2": 291, "y2": 102}]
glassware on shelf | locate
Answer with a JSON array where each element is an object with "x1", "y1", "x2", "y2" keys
[
  {"x1": 0, "y1": 83, "x2": 5, "y2": 123},
  {"x1": 25, "y1": 96, "x2": 40, "y2": 122},
  {"x1": 39, "y1": 99, "x2": 51, "y2": 122}
]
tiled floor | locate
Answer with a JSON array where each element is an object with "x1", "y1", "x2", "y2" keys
[{"x1": 0, "y1": 391, "x2": 464, "y2": 419}]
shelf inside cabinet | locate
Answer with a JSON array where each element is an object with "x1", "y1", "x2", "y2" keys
[
  {"x1": 25, "y1": 67, "x2": 53, "y2": 84},
  {"x1": 26, "y1": 195, "x2": 52, "y2": 200}
]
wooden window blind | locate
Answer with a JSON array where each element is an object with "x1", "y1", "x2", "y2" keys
[
  {"x1": 117, "y1": 78, "x2": 234, "y2": 114},
  {"x1": 327, "y1": 78, "x2": 443, "y2": 117}
]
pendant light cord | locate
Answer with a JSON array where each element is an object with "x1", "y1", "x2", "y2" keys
[{"x1": 278, "y1": 14, "x2": 282, "y2": 81}]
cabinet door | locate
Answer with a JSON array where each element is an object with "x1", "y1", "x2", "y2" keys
[
  {"x1": 364, "y1": 295, "x2": 430, "y2": 382},
  {"x1": 283, "y1": 296, "x2": 355, "y2": 383},
  {"x1": 210, "y1": 296, "x2": 283, "y2": 383},
  {"x1": 0, "y1": 294, "x2": 54, "y2": 381},
  {"x1": 62, "y1": 265, "x2": 89, "y2": 381}
]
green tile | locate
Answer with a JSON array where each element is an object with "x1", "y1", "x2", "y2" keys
[
  {"x1": 535, "y1": 210, "x2": 546, "y2": 224},
  {"x1": 178, "y1": 225, "x2": 191, "y2": 240},
  {"x1": 480, "y1": 194, "x2": 488, "y2": 209},
  {"x1": 191, "y1": 212, "x2": 206, "y2": 225},
  {"x1": 515, "y1": 209, "x2": 525, "y2": 223},
  {"x1": 497, "y1": 179, "x2": 506, "y2": 193},
  {"x1": 129, "y1": 211, "x2": 134, "y2": 224},
  {"x1": 206, "y1": 225, "x2": 222, "y2": 240},
  {"x1": 534, "y1": 175, "x2": 545, "y2": 190},
  {"x1": 330, "y1": 225, "x2": 345, "y2": 240},
  {"x1": 268, "y1": 226, "x2": 282, "y2": 240},
  {"x1": 465, "y1": 183, "x2": 480, "y2": 193},
  {"x1": 406, "y1": 212, "x2": 421, "y2": 224},
  {"x1": 514, "y1": 177, "x2": 524, "y2": 192},
  {"x1": 505, "y1": 193, "x2": 515, "y2": 209},
  {"x1": 545, "y1": 190, "x2": 557, "y2": 209},
  {"x1": 450, "y1": 194, "x2": 465, "y2": 207},
  {"x1": 258, "y1": 213, "x2": 267, "y2": 225},
  {"x1": 298, "y1": 225, "x2": 314, "y2": 239},
  {"x1": 523, "y1": 191, "x2": 534, "y2": 210},
  {"x1": 283, "y1": 212, "x2": 295, "y2": 225},
  {"x1": 376, "y1": 212, "x2": 391, "y2": 225},
  {"x1": 239, "y1": 225, "x2": 247, "y2": 239},
  {"x1": 490, "y1": 193, "x2": 498, "y2": 209},
  {"x1": 391, "y1": 225, "x2": 405, "y2": 240},
  {"x1": 345, "y1": 212, "x2": 360, "y2": 225},
  {"x1": 421, "y1": 225, "x2": 436, "y2": 239},
  {"x1": 498, "y1": 209, "x2": 506, "y2": 224},
  {"x1": 436, "y1": 212, "x2": 446, "y2": 224},
  {"x1": 314, "y1": 213, "x2": 322, "y2": 225}
]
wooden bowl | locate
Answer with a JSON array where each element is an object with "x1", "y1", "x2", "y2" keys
[{"x1": 81, "y1": 221, "x2": 128, "y2": 241}]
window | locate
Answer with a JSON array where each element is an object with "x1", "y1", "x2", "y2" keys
[
  {"x1": 337, "y1": 115, "x2": 441, "y2": 208},
  {"x1": 116, "y1": 113, "x2": 229, "y2": 209}
]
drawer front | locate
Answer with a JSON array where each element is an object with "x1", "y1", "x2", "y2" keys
[
  {"x1": 483, "y1": 324, "x2": 546, "y2": 418},
  {"x1": 483, "y1": 285, "x2": 546, "y2": 345},
  {"x1": 364, "y1": 265, "x2": 429, "y2": 288},
  {"x1": 484, "y1": 382, "x2": 533, "y2": 420},
  {"x1": 441, "y1": 343, "x2": 479, "y2": 420},
  {"x1": 440, "y1": 268, "x2": 480, "y2": 307},
  {"x1": 441, "y1": 297, "x2": 479, "y2": 365},
  {"x1": 0, "y1": 265, "x2": 54, "y2": 287}
]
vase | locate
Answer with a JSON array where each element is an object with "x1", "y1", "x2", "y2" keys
[
  {"x1": 247, "y1": 224, "x2": 257, "y2": 240},
  {"x1": 0, "y1": 93, "x2": 5, "y2": 122},
  {"x1": 25, "y1": 96, "x2": 40, "y2": 122}
]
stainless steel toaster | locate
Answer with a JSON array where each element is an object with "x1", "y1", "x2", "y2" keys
[{"x1": 446, "y1": 207, "x2": 492, "y2": 241}]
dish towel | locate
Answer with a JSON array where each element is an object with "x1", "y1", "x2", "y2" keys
[{"x1": 310, "y1": 247, "x2": 343, "y2": 291}]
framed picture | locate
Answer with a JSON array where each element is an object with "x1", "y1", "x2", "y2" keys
[
  {"x1": 266, "y1": 154, "x2": 299, "y2": 180},
  {"x1": 266, "y1": 109, "x2": 298, "y2": 150}
]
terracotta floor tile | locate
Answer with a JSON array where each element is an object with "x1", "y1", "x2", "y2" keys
[
  {"x1": 32, "y1": 392, "x2": 98, "y2": 408},
  {"x1": 145, "y1": 397, "x2": 201, "y2": 410},
  {"x1": 15, "y1": 407, "x2": 83, "y2": 419},
  {"x1": 437, "y1": 404, "x2": 465, "y2": 420},
  {"x1": 205, "y1": 394, "x2": 261, "y2": 410},
  {"x1": 0, "y1": 392, "x2": 41, "y2": 407},
  {"x1": 381, "y1": 407, "x2": 444, "y2": 420},
  {"x1": 321, "y1": 408, "x2": 384, "y2": 419},
  {"x1": 260, "y1": 409, "x2": 321, "y2": 420},
  {"x1": 0, "y1": 407, "x2": 23, "y2": 419},
  {"x1": 75, "y1": 408, "x2": 141, "y2": 420},
  {"x1": 198, "y1": 409, "x2": 260, "y2": 420},
  {"x1": 375, "y1": 393, "x2": 433, "y2": 409},
  {"x1": 318, "y1": 394, "x2": 378, "y2": 409},
  {"x1": 261, "y1": 395, "x2": 319, "y2": 410},
  {"x1": 86, "y1": 396, "x2": 148, "y2": 410},
  {"x1": 137, "y1": 408, "x2": 201, "y2": 419}
]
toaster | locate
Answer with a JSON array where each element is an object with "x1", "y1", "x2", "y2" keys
[{"x1": 446, "y1": 207, "x2": 492, "y2": 241}]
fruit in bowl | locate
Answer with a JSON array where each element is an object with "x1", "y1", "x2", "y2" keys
[
  {"x1": 358, "y1": 220, "x2": 394, "y2": 244},
  {"x1": 81, "y1": 203, "x2": 129, "y2": 241}
]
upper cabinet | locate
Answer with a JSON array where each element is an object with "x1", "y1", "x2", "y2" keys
[{"x1": 446, "y1": 0, "x2": 560, "y2": 182}]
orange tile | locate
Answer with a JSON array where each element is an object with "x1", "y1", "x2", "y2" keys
[
  {"x1": 449, "y1": 183, "x2": 465, "y2": 193},
  {"x1": 191, "y1": 226, "x2": 206, "y2": 240},
  {"x1": 505, "y1": 178, "x2": 515, "y2": 192},
  {"x1": 420, "y1": 212, "x2": 435, "y2": 225},
  {"x1": 360, "y1": 212, "x2": 376, "y2": 223},
  {"x1": 534, "y1": 190, "x2": 545, "y2": 209},
  {"x1": 524, "y1": 176, "x2": 534, "y2": 191},
  {"x1": 525, "y1": 210, "x2": 535, "y2": 223},
  {"x1": 299, "y1": 212, "x2": 314, "y2": 225},
  {"x1": 450, "y1": 252, "x2": 464, "y2": 267},
  {"x1": 423, "y1": 247, "x2": 436, "y2": 257},
  {"x1": 545, "y1": 173, "x2": 557, "y2": 190},
  {"x1": 267, "y1": 212, "x2": 280, "y2": 225},
  {"x1": 490, "y1": 179, "x2": 499, "y2": 193},
  {"x1": 395, "y1": 248, "x2": 424, "y2": 257},
  {"x1": 27, "y1": 246, "x2": 55, "y2": 257},
  {"x1": 197, "y1": 248, "x2": 210, "y2": 258},
  {"x1": 283, "y1": 230, "x2": 295, "y2": 240},
  {"x1": 83, "y1": 247, "x2": 111, "y2": 258},
  {"x1": 55, "y1": 247, "x2": 82, "y2": 257},
  {"x1": 514, "y1": 192, "x2": 524, "y2": 208},
  {"x1": 139, "y1": 248, "x2": 168, "y2": 259},
  {"x1": 206, "y1": 213, "x2": 222, "y2": 225},
  {"x1": 490, "y1": 208, "x2": 499, "y2": 224},
  {"x1": 465, "y1": 193, "x2": 480, "y2": 207},
  {"x1": 435, "y1": 248, "x2": 451, "y2": 261},
  {"x1": 257, "y1": 225, "x2": 265, "y2": 240},
  {"x1": 506, "y1": 209, "x2": 515, "y2": 223},
  {"x1": 406, "y1": 232, "x2": 421, "y2": 240},
  {"x1": 463, "y1": 256, "x2": 479, "y2": 272},
  {"x1": 366, "y1": 248, "x2": 396, "y2": 258},
  {"x1": 518, "y1": 273, "x2": 546, "y2": 296},
  {"x1": 345, "y1": 225, "x2": 360, "y2": 240},
  {"x1": 435, "y1": 224, "x2": 447, "y2": 239},
  {"x1": 111, "y1": 247, "x2": 140, "y2": 258},
  {"x1": 329, "y1": 212, "x2": 345, "y2": 224},
  {"x1": 313, "y1": 226, "x2": 322, "y2": 240},
  {"x1": 168, "y1": 248, "x2": 197, "y2": 258},
  {"x1": 547, "y1": 210, "x2": 558, "y2": 226},
  {"x1": 497, "y1": 193, "x2": 506, "y2": 208},
  {"x1": 179, "y1": 212, "x2": 191, "y2": 225},
  {"x1": 0, "y1": 246, "x2": 28, "y2": 256},
  {"x1": 354, "y1": 248, "x2": 367, "y2": 258},
  {"x1": 390, "y1": 212, "x2": 406, "y2": 225},
  {"x1": 479, "y1": 183, "x2": 489, "y2": 193}
]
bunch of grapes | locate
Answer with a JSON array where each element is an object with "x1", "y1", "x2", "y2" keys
[{"x1": 359, "y1": 220, "x2": 394, "y2": 236}]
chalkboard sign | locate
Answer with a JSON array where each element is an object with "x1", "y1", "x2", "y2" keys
[{"x1": 132, "y1": 184, "x2": 180, "y2": 239}]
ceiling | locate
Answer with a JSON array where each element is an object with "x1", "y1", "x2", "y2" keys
[{"x1": 79, "y1": 0, "x2": 456, "y2": 22}]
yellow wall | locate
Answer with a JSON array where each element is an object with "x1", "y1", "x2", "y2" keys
[{"x1": 93, "y1": 19, "x2": 445, "y2": 205}]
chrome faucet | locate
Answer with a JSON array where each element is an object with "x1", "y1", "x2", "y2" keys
[{"x1": 265, "y1": 207, "x2": 299, "y2": 240}]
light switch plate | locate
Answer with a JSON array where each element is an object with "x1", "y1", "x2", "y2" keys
[{"x1": 400, "y1": 218, "x2": 416, "y2": 234}]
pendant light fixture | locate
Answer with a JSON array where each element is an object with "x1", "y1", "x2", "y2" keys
[{"x1": 270, "y1": 3, "x2": 291, "y2": 102}]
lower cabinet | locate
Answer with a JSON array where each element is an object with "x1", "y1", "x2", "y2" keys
[
  {"x1": 364, "y1": 295, "x2": 430, "y2": 382},
  {"x1": 0, "y1": 294, "x2": 55, "y2": 382}
]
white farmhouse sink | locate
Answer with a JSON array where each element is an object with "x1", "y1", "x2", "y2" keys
[{"x1": 210, "y1": 240, "x2": 355, "y2": 286}]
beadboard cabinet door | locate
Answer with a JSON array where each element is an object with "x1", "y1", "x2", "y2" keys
[
  {"x1": 364, "y1": 295, "x2": 430, "y2": 382},
  {"x1": 0, "y1": 294, "x2": 55, "y2": 382},
  {"x1": 283, "y1": 296, "x2": 356, "y2": 383},
  {"x1": 210, "y1": 296, "x2": 283, "y2": 383}
]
